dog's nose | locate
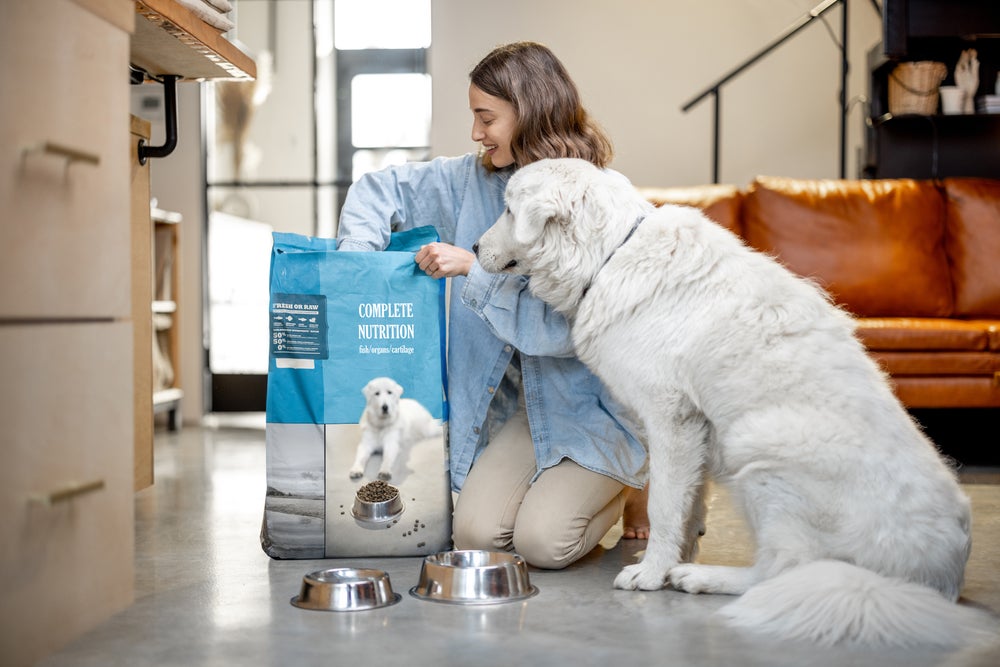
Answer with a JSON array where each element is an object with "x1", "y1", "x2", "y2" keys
[
  {"x1": 471, "y1": 242, "x2": 479, "y2": 256},
  {"x1": 381, "y1": 404, "x2": 389, "y2": 414}
]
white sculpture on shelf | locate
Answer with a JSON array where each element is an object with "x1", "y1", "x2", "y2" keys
[{"x1": 954, "y1": 48, "x2": 979, "y2": 114}]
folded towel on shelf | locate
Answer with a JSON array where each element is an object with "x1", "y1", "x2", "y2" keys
[
  {"x1": 175, "y1": 0, "x2": 236, "y2": 32},
  {"x1": 200, "y1": 0, "x2": 234, "y2": 13}
]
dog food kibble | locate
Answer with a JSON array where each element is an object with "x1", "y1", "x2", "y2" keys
[{"x1": 356, "y1": 480, "x2": 399, "y2": 502}]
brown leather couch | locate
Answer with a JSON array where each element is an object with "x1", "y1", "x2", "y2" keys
[{"x1": 638, "y1": 176, "x2": 1000, "y2": 408}]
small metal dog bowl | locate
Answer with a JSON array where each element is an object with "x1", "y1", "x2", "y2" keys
[
  {"x1": 409, "y1": 550, "x2": 538, "y2": 605},
  {"x1": 351, "y1": 480, "x2": 404, "y2": 524},
  {"x1": 291, "y1": 567, "x2": 401, "y2": 612}
]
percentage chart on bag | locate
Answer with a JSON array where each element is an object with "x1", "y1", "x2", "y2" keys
[{"x1": 271, "y1": 293, "x2": 328, "y2": 359}]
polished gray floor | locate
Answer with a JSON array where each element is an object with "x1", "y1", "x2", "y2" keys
[{"x1": 40, "y1": 415, "x2": 1000, "y2": 667}]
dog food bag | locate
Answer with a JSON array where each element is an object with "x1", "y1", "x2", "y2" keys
[{"x1": 262, "y1": 227, "x2": 451, "y2": 558}]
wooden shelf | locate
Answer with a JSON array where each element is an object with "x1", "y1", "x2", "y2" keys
[
  {"x1": 153, "y1": 388, "x2": 183, "y2": 431},
  {"x1": 151, "y1": 206, "x2": 183, "y2": 224},
  {"x1": 131, "y1": 0, "x2": 256, "y2": 81},
  {"x1": 153, "y1": 209, "x2": 183, "y2": 431}
]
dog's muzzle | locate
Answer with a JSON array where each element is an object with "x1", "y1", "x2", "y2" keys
[{"x1": 471, "y1": 243, "x2": 518, "y2": 269}]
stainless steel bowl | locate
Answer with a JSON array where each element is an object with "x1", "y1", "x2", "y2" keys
[
  {"x1": 409, "y1": 550, "x2": 538, "y2": 605},
  {"x1": 290, "y1": 567, "x2": 401, "y2": 612},
  {"x1": 351, "y1": 481, "x2": 404, "y2": 524}
]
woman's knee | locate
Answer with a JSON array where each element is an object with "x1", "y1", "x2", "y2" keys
[
  {"x1": 452, "y1": 502, "x2": 512, "y2": 552},
  {"x1": 511, "y1": 515, "x2": 582, "y2": 570},
  {"x1": 513, "y1": 487, "x2": 628, "y2": 569}
]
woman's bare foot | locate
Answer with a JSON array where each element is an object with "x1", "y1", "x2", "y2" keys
[{"x1": 622, "y1": 484, "x2": 650, "y2": 540}]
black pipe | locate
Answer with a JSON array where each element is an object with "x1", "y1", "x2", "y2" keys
[{"x1": 138, "y1": 75, "x2": 180, "y2": 165}]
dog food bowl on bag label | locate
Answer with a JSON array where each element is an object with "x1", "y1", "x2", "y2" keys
[
  {"x1": 409, "y1": 550, "x2": 538, "y2": 605},
  {"x1": 351, "y1": 480, "x2": 404, "y2": 524},
  {"x1": 291, "y1": 567, "x2": 401, "y2": 611}
]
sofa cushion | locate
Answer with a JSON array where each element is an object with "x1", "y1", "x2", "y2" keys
[
  {"x1": 856, "y1": 317, "x2": 1000, "y2": 351},
  {"x1": 744, "y1": 176, "x2": 954, "y2": 318},
  {"x1": 870, "y1": 351, "x2": 1000, "y2": 376},
  {"x1": 637, "y1": 184, "x2": 743, "y2": 235},
  {"x1": 888, "y1": 376, "x2": 1000, "y2": 408},
  {"x1": 944, "y1": 178, "x2": 1000, "y2": 318}
]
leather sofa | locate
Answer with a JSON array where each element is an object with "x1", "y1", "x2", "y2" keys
[{"x1": 638, "y1": 176, "x2": 1000, "y2": 409}]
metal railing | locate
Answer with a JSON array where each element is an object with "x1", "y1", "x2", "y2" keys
[{"x1": 681, "y1": 0, "x2": 882, "y2": 183}]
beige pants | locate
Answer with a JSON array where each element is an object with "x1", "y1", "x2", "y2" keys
[{"x1": 452, "y1": 407, "x2": 628, "y2": 569}]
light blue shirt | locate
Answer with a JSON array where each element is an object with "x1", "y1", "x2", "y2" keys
[{"x1": 337, "y1": 153, "x2": 648, "y2": 492}]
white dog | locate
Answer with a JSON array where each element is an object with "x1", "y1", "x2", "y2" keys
[
  {"x1": 474, "y1": 158, "x2": 998, "y2": 647},
  {"x1": 349, "y1": 377, "x2": 442, "y2": 481}
]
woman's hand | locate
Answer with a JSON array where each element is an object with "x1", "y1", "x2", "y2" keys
[{"x1": 415, "y1": 242, "x2": 475, "y2": 279}]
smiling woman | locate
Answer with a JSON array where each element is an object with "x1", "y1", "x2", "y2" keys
[{"x1": 336, "y1": 41, "x2": 648, "y2": 572}]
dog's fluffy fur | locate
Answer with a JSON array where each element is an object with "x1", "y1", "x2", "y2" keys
[
  {"x1": 474, "y1": 158, "x2": 998, "y2": 647},
  {"x1": 350, "y1": 377, "x2": 442, "y2": 481}
]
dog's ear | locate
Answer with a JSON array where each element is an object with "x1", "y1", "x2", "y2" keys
[
  {"x1": 511, "y1": 205, "x2": 567, "y2": 246},
  {"x1": 391, "y1": 380, "x2": 403, "y2": 396}
]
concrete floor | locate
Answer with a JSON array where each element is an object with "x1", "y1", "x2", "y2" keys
[{"x1": 39, "y1": 415, "x2": 1000, "y2": 667}]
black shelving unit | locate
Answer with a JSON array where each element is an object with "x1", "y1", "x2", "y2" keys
[{"x1": 862, "y1": 0, "x2": 1000, "y2": 179}]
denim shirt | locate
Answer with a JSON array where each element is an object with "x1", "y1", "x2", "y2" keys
[{"x1": 337, "y1": 153, "x2": 648, "y2": 492}]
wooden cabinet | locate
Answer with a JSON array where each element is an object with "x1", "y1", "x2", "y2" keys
[
  {"x1": 0, "y1": 0, "x2": 254, "y2": 662},
  {"x1": 0, "y1": 2, "x2": 136, "y2": 665},
  {"x1": 0, "y1": 8, "x2": 132, "y2": 318},
  {"x1": 132, "y1": 116, "x2": 155, "y2": 490},
  {"x1": 0, "y1": 324, "x2": 135, "y2": 665}
]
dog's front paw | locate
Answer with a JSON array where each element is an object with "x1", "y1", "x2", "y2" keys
[
  {"x1": 614, "y1": 562, "x2": 669, "y2": 591},
  {"x1": 668, "y1": 564, "x2": 714, "y2": 594},
  {"x1": 349, "y1": 468, "x2": 363, "y2": 480},
  {"x1": 377, "y1": 471, "x2": 392, "y2": 481}
]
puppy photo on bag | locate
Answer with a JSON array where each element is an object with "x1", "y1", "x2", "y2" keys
[{"x1": 350, "y1": 376, "x2": 443, "y2": 482}]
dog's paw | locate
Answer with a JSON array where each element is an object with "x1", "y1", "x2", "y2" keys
[
  {"x1": 377, "y1": 471, "x2": 392, "y2": 481},
  {"x1": 614, "y1": 563, "x2": 669, "y2": 591},
  {"x1": 667, "y1": 563, "x2": 708, "y2": 593},
  {"x1": 668, "y1": 564, "x2": 753, "y2": 595},
  {"x1": 668, "y1": 564, "x2": 716, "y2": 594},
  {"x1": 348, "y1": 468, "x2": 363, "y2": 480}
]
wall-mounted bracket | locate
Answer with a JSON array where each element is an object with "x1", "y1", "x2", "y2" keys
[{"x1": 137, "y1": 74, "x2": 180, "y2": 165}]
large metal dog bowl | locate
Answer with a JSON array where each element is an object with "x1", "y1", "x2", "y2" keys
[
  {"x1": 351, "y1": 480, "x2": 404, "y2": 524},
  {"x1": 409, "y1": 550, "x2": 538, "y2": 605},
  {"x1": 291, "y1": 567, "x2": 401, "y2": 612}
]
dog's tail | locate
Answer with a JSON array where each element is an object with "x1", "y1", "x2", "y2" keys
[{"x1": 718, "y1": 560, "x2": 999, "y2": 648}]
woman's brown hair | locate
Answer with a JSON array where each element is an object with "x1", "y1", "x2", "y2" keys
[{"x1": 470, "y1": 42, "x2": 613, "y2": 171}]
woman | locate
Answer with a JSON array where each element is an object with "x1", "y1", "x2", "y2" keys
[{"x1": 337, "y1": 41, "x2": 648, "y2": 568}]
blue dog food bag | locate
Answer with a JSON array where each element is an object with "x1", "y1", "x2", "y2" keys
[{"x1": 261, "y1": 227, "x2": 451, "y2": 558}]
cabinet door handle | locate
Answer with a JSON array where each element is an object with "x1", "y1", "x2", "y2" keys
[
  {"x1": 24, "y1": 141, "x2": 101, "y2": 166},
  {"x1": 30, "y1": 479, "x2": 106, "y2": 505}
]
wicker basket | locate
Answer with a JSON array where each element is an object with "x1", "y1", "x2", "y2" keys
[{"x1": 888, "y1": 61, "x2": 947, "y2": 115}]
